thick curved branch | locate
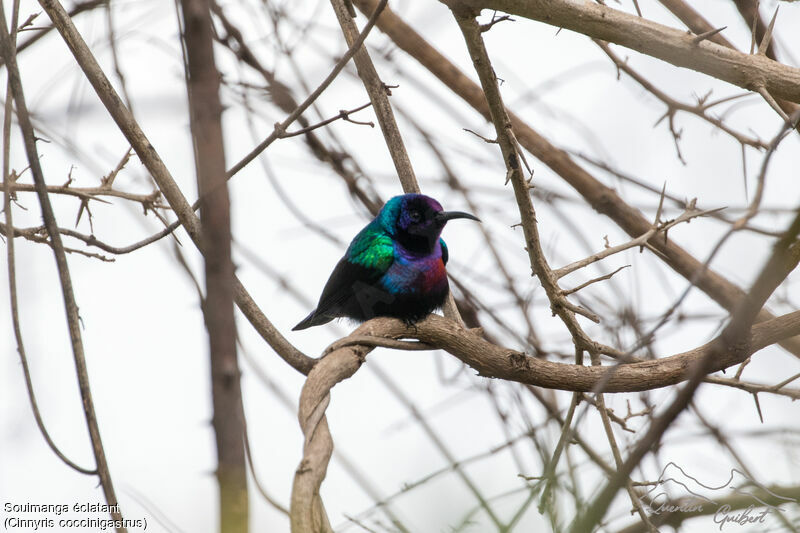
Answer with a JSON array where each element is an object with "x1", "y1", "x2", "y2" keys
[
  {"x1": 731, "y1": 0, "x2": 779, "y2": 60},
  {"x1": 376, "y1": 312, "x2": 800, "y2": 393},
  {"x1": 290, "y1": 308, "x2": 800, "y2": 530},
  {"x1": 460, "y1": 0, "x2": 800, "y2": 104},
  {"x1": 290, "y1": 339, "x2": 373, "y2": 533}
]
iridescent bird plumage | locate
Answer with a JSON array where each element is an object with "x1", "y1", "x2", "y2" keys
[{"x1": 292, "y1": 193, "x2": 479, "y2": 330}]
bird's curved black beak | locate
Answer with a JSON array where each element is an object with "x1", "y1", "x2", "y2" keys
[{"x1": 436, "y1": 210, "x2": 481, "y2": 223}]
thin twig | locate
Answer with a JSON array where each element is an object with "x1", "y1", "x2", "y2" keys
[
  {"x1": 281, "y1": 102, "x2": 373, "y2": 137},
  {"x1": 224, "y1": 0, "x2": 389, "y2": 179}
]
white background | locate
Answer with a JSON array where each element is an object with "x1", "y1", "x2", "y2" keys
[{"x1": 1, "y1": 0, "x2": 799, "y2": 531}]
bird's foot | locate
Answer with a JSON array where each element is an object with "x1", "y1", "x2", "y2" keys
[{"x1": 402, "y1": 318, "x2": 419, "y2": 335}]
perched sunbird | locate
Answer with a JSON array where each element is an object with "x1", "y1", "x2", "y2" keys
[{"x1": 292, "y1": 193, "x2": 480, "y2": 330}]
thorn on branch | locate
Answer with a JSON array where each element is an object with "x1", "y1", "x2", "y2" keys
[
  {"x1": 751, "y1": 392, "x2": 764, "y2": 423},
  {"x1": 62, "y1": 165, "x2": 76, "y2": 188},
  {"x1": 382, "y1": 83, "x2": 399, "y2": 96},
  {"x1": 508, "y1": 129, "x2": 533, "y2": 179},
  {"x1": 19, "y1": 11, "x2": 40, "y2": 30},
  {"x1": 141, "y1": 190, "x2": 162, "y2": 215},
  {"x1": 556, "y1": 298, "x2": 601, "y2": 323},
  {"x1": 75, "y1": 198, "x2": 94, "y2": 233},
  {"x1": 653, "y1": 182, "x2": 667, "y2": 226},
  {"x1": 734, "y1": 356, "x2": 751, "y2": 380},
  {"x1": 653, "y1": 108, "x2": 671, "y2": 128},
  {"x1": 272, "y1": 121, "x2": 286, "y2": 137},
  {"x1": 757, "y1": 7, "x2": 779, "y2": 56},
  {"x1": 561, "y1": 265, "x2": 630, "y2": 297},
  {"x1": 756, "y1": 86, "x2": 789, "y2": 122},
  {"x1": 463, "y1": 128, "x2": 498, "y2": 144},
  {"x1": 480, "y1": 13, "x2": 513, "y2": 32},
  {"x1": 695, "y1": 88, "x2": 713, "y2": 107},
  {"x1": 101, "y1": 148, "x2": 133, "y2": 188},
  {"x1": 691, "y1": 26, "x2": 727, "y2": 45}
]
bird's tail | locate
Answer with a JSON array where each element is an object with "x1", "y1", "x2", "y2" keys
[{"x1": 291, "y1": 309, "x2": 334, "y2": 331}]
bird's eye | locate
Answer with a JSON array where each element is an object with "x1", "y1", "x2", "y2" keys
[{"x1": 408, "y1": 210, "x2": 422, "y2": 222}]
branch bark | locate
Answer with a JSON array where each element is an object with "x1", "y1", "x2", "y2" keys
[
  {"x1": 328, "y1": 0, "x2": 417, "y2": 193},
  {"x1": 179, "y1": 0, "x2": 247, "y2": 531},
  {"x1": 655, "y1": 0, "x2": 798, "y2": 128},
  {"x1": 460, "y1": 0, "x2": 800, "y2": 104}
]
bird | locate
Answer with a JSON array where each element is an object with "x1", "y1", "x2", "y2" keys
[{"x1": 292, "y1": 193, "x2": 480, "y2": 330}]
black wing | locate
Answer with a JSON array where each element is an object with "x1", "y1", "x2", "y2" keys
[{"x1": 292, "y1": 257, "x2": 384, "y2": 330}]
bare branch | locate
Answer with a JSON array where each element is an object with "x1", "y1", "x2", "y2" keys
[
  {"x1": 37, "y1": 0, "x2": 315, "y2": 375},
  {"x1": 460, "y1": 0, "x2": 800, "y2": 104},
  {"x1": 555, "y1": 205, "x2": 722, "y2": 279},
  {"x1": 281, "y1": 102, "x2": 374, "y2": 137},
  {"x1": 561, "y1": 265, "x2": 630, "y2": 297},
  {"x1": 595, "y1": 39, "x2": 767, "y2": 149},
  {"x1": 2, "y1": 0, "x2": 96, "y2": 479},
  {"x1": 223, "y1": 0, "x2": 389, "y2": 180},
  {"x1": 179, "y1": 0, "x2": 247, "y2": 530},
  {"x1": 0, "y1": 3, "x2": 125, "y2": 527}
]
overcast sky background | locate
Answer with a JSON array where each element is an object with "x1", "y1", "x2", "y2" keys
[{"x1": 2, "y1": 0, "x2": 800, "y2": 531}]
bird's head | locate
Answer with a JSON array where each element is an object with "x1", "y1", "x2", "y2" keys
[{"x1": 379, "y1": 193, "x2": 480, "y2": 254}]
